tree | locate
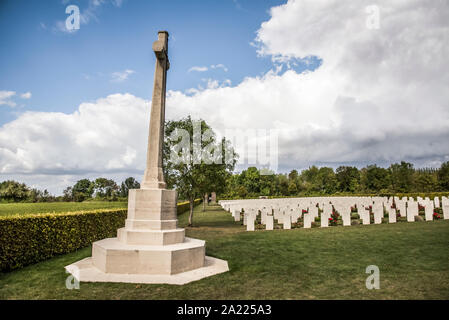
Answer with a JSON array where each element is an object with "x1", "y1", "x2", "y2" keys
[
  {"x1": 361, "y1": 165, "x2": 390, "y2": 192},
  {"x1": 241, "y1": 167, "x2": 260, "y2": 195},
  {"x1": 276, "y1": 174, "x2": 289, "y2": 196},
  {"x1": 316, "y1": 167, "x2": 337, "y2": 194},
  {"x1": 93, "y1": 178, "x2": 119, "y2": 199},
  {"x1": 120, "y1": 177, "x2": 141, "y2": 197},
  {"x1": 389, "y1": 161, "x2": 414, "y2": 192},
  {"x1": 414, "y1": 171, "x2": 438, "y2": 192},
  {"x1": 62, "y1": 186, "x2": 73, "y2": 201},
  {"x1": 72, "y1": 179, "x2": 94, "y2": 202},
  {"x1": 438, "y1": 161, "x2": 449, "y2": 190},
  {"x1": 0, "y1": 180, "x2": 29, "y2": 202},
  {"x1": 164, "y1": 117, "x2": 237, "y2": 226},
  {"x1": 336, "y1": 166, "x2": 360, "y2": 192},
  {"x1": 288, "y1": 180, "x2": 298, "y2": 195}
]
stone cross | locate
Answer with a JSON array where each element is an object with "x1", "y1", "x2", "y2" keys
[{"x1": 141, "y1": 31, "x2": 170, "y2": 189}]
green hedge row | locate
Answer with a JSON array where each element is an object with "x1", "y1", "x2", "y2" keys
[
  {"x1": 0, "y1": 209, "x2": 127, "y2": 272},
  {"x1": 0, "y1": 199, "x2": 202, "y2": 272},
  {"x1": 177, "y1": 199, "x2": 202, "y2": 215}
]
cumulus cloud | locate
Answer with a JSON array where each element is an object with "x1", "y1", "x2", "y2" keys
[
  {"x1": 189, "y1": 64, "x2": 228, "y2": 73},
  {"x1": 0, "y1": 94, "x2": 149, "y2": 192},
  {"x1": 210, "y1": 64, "x2": 228, "y2": 72},
  {"x1": 0, "y1": 91, "x2": 17, "y2": 107},
  {"x1": 20, "y1": 92, "x2": 32, "y2": 99},
  {"x1": 111, "y1": 69, "x2": 135, "y2": 82}
]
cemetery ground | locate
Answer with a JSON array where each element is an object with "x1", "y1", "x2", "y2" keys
[{"x1": 1, "y1": 204, "x2": 448, "y2": 300}]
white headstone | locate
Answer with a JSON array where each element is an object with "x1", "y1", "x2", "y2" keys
[
  {"x1": 266, "y1": 215, "x2": 274, "y2": 230},
  {"x1": 424, "y1": 201, "x2": 434, "y2": 221}
]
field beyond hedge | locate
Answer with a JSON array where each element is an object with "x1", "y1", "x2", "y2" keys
[
  {"x1": 1, "y1": 204, "x2": 449, "y2": 299},
  {"x1": 0, "y1": 201, "x2": 128, "y2": 217}
]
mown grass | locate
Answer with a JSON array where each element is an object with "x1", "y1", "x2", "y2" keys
[
  {"x1": 1, "y1": 204, "x2": 448, "y2": 300},
  {"x1": 0, "y1": 201, "x2": 128, "y2": 217}
]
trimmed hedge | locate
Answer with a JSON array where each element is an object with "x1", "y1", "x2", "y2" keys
[
  {"x1": 0, "y1": 199, "x2": 202, "y2": 272},
  {"x1": 177, "y1": 199, "x2": 202, "y2": 215}
]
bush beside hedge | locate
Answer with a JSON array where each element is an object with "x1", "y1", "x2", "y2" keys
[{"x1": 0, "y1": 199, "x2": 202, "y2": 272}]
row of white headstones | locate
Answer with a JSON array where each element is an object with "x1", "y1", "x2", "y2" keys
[{"x1": 219, "y1": 196, "x2": 449, "y2": 231}]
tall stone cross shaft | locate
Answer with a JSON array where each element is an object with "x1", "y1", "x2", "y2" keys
[{"x1": 141, "y1": 31, "x2": 170, "y2": 189}]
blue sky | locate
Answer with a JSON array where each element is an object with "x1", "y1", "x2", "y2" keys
[{"x1": 0, "y1": 0, "x2": 298, "y2": 125}]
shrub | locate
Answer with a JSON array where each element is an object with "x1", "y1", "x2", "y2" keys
[
  {"x1": 0, "y1": 209, "x2": 127, "y2": 272},
  {"x1": 0, "y1": 199, "x2": 202, "y2": 272}
]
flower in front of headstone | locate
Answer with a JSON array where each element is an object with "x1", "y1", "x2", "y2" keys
[
  {"x1": 329, "y1": 211, "x2": 339, "y2": 226},
  {"x1": 433, "y1": 212, "x2": 441, "y2": 220},
  {"x1": 418, "y1": 204, "x2": 425, "y2": 211},
  {"x1": 302, "y1": 209, "x2": 308, "y2": 214}
]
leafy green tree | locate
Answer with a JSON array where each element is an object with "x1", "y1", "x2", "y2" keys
[
  {"x1": 164, "y1": 117, "x2": 237, "y2": 226},
  {"x1": 276, "y1": 174, "x2": 289, "y2": 196},
  {"x1": 260, "y1": 173, "x2": 275, "y2": 196},
  {"x1": 120, "y1": 177, "x2": 141, "y2": 197},
  {"x1": 93, "y1": 178, "x2": 119, "y2": 199},
  {"x1": 438, "y1": 161, "x2": 449, "y2": 190},
  {"x1": 389, "y1": 161, "x2": 414, "y2": 192},
  {"x1": 361, "y1": 165, "x2": 390, "y2": 192},
  {"x1": 336, "y1": 166, "x2": 360, "y2": 192},
  {"x1": 316, "y1": 167, "x2": 337, "y2": 194},
  {"x1": 288, "y1": 169, "x2": 299, "y2": 182},
  {"x1": 72, "y1": 179, "x2": 94, "y2": 202},
  {"x1": 62, "y1": 186, "x2": 73, "y2": 201},
  {"x1": 0, "y1": 180, "x2": 30, "y2": 202},
  {"x1": 414, "y1": 171, "x2": 438, "y2": 192},
  {"x1": 241, "y1": 167, "x2": 260, "y2": 195},
  {"x1": 288, "y1": 180, "x2": 298, "y2": 195}
]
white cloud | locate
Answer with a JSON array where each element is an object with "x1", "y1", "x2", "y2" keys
[
  {"x1": 111, "y1": 69, "x2": 135, "y2": 82},
  {"x1": 210, "y1": 64, "x2": 228, "y2": 72},
  {"x1": 0, "y1": 91, "x2": 17, "y2": 107},
  {"x1": 188, "y1": 66, "x2": 208, "y2": 73},
  {"x1": 0, "y1": 93, "x2": 149, "y2": 193},
  {"x1": 20, "y1": 92, "x2": 32, "y2": 99}
]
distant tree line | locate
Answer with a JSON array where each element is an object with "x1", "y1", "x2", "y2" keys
[
  {"x1": 0, "y1": 177, "x2": 140, "y2": 203},
  {"x1": 222, "y1": 161, "x2": 449, "y2": 199}
]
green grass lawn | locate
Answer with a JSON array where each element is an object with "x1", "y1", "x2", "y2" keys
[
  {"x1": 0, "y1": 201, "x2": 128, "y2": 217},
  {"x1": 1, "y1": 204, "x2": 448, "y2": 299}
]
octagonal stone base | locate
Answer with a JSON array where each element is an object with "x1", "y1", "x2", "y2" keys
[{"x1": 92, "y1": 237, "x2": 205, "y2": 275}]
